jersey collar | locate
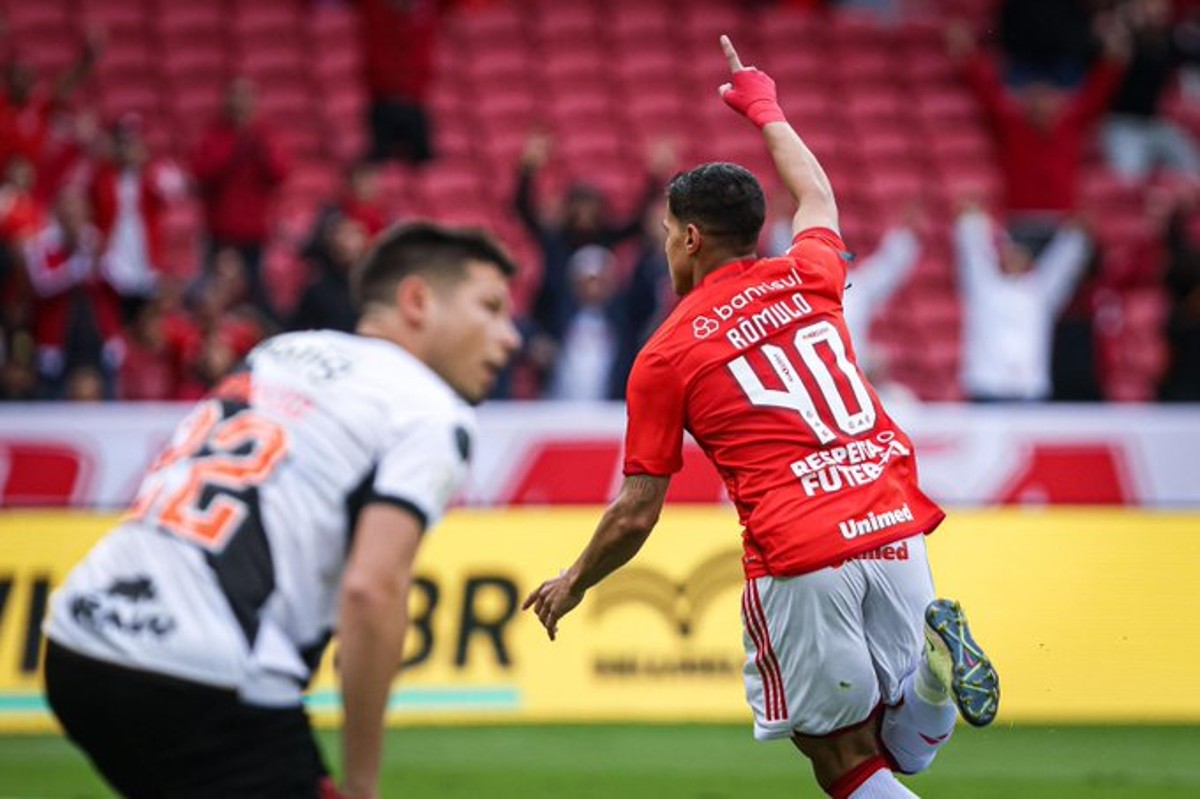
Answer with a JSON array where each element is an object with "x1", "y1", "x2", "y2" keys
[{"x1": 696, "y1": 256, "x2": 759, "y2": 290}]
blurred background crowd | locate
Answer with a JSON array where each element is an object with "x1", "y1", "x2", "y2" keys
[{"x1": 0, "y1": 0, "x2": 1198, "y2": 404}]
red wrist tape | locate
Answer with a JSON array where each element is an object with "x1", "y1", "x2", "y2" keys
[{"x1": 721, "y1": 68, "x2": 786, "y2": 128}]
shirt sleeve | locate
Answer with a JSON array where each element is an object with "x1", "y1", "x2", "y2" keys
[
  {"x1": 371, "y1": 413, "x2": 473, "y2": 530},
  {"x1": 622, "y1": 350, "x2": 686, "y2": 477},
  {"x1": 786, "y1": 227, "x2": 852, "y2": 301}
]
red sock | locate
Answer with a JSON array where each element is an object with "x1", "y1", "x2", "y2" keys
[{"x1": 828, "y1": 755, "x2": 889, "y2": 799}]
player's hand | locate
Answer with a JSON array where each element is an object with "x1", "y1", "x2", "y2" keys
[
  {"x1": 717, "y1": 35, "x2": 786, "y2": 129},
  {"x1": 521, "y1": 571, "x2": 584, "y2": 641}
]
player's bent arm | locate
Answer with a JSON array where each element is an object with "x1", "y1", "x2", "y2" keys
[
  {"x1": 336, "y1": 503, "x2": 425, "y2": 799},
  {"x1": 762, "y1": 121, "x2": 839, "y2": 237},
  {"x1": 566, "y1": 474, "x2": 670, "y2": 594},
  {"x1": 522, "y1": 474, "x2": 670, "y2": 639}
]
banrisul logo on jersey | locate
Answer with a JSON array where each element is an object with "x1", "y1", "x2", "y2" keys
[{"x1": 588, "y1": 550, "x2": 744, "y2": 682}]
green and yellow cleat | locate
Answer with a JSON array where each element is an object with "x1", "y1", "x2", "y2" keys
[{"x1": 925, "y1": 598, "x2": 1000, "y2": 727}]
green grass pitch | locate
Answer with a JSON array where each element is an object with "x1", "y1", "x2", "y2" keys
[{"x1": 0, "y1": 724, "x2": 1198, "y2": 797}]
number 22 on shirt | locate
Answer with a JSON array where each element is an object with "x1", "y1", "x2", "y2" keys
[{"x1": 128, "y1": 400, "x2": 289, "y2": 552}]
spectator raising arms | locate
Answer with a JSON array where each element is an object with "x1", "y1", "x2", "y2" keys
[
  {"x1": 1103, "y1": 0, "x2": 1200, "y2": 180},
  {"x1": 191, "y1": 78, "x2": 289, "y2": 323},
  {"x1": 956, "y1": 204, "x2": 1093, "y2": 402},
  {"x1": 948, "y1": 16, "x2": 1128, "y2": 242},
  {"x1": 515, "y1": 133, "x2": 674, "y2": 356}
]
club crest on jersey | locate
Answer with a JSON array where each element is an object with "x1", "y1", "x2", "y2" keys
[{"x1": 693, "y1": 316, "x2": 720, "y2": 339}]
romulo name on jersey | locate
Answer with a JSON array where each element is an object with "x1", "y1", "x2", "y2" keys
[
  {"x1": 837, "y1": 503, "x2": 914, "y2": 540},
  {"x1": 725, "y1": 293, "x2": 814, "y2": 350}
]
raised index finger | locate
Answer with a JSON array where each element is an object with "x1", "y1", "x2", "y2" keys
[{"x1": 720, "y1": 35, "x2": 744, "y2": 72}]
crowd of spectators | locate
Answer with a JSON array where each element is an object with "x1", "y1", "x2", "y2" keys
[{"x1": 1, "y1": 0, "x2": 1198, "y2": 404}]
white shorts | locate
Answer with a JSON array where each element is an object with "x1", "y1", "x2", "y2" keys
[{"x1": 741, "y1": 534, "x2": 934, "y2": 740}]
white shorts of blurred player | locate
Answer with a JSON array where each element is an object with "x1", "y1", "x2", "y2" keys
[{"x1": 742, "y1": 534, "x2": 933, "y2": 740}]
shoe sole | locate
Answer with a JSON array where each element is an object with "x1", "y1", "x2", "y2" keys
[{"x1": 925, "y1": 599, "x2": 1000, "y2": 727}]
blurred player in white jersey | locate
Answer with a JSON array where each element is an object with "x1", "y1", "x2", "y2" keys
[{"x1": 43, "y1": 222, "x2": 522, "y2": 799}]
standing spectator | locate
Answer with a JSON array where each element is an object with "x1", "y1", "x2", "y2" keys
[
  {"x1": 1103, "y1": 0, "x2": 1200, "y2": 180},
  {"x1": 191, "y1": 78, "x2": 289, "y2": 322},
  {"x1": 948, "y1": 18, "x2": 1128, "y2": 245},
  {"x1": 89, "y1": 114, "x2": 185, "y2": 313},
  {"x1": 515, "y1": 133, "x2": 673, "y2": 353},
  {"x1": 956, "y1": 205, "x2": 1093, "y2": 401},
  {"x1": 359, "y1": 0, "x2": 441, "y2": 164},
  {"x1": 1161, "y1": 188, "x2": 1200, "y2": 400},
  {"x1": 24, "y1": 189, "x2": 123, "y2": 398},
  {"x1": 290, "y1": 210, "x2": 370, "y2": 333},
  {"x1": 0, "y1": 30, "x2": 101, "y2": 175},
  {"x1": 545, "y1": 245, "x2": 624, "y2": 401}
]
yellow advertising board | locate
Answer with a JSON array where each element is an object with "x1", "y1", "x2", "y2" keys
[{"x1": 1, "y1": 507, "x2": 1199, "y2": 732}]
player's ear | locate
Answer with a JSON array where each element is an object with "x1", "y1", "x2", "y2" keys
[
  {"x1": 394, "y1": 274, "x2": 433, "y2": 328},
  {"x1": 684, "y1": 223, "x2": 703, "y2": 255}
]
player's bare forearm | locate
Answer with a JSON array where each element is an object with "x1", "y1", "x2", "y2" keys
[
  {"x1": 336, "y1": 583, "x2": 408, "y2": 799},
  {"x1": 337, "y1": 505, "x2": 424, "y2": 798},
  {"x1": 523, "y1": 474, "x2": 669, "y2": 639},
  {"x1": 568, "y1": 480, "x2": 663, "y2": 592},
  {"x1": 762, "y1": 121, "x2": 838, "y2": 235}
]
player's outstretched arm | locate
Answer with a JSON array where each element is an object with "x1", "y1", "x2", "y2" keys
[
  {"x1": 336, "y1": 504, "x2": 425, "y2": 799},
  {"x1": 718, "y1": 35, "x2": 838, "y2": 236},
  {"x1": 522, "y1": 474, "x2": 669, "y2": 640}
]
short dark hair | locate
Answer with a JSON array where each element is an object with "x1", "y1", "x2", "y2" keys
[
  {"x1": 352, "y1": 221, "x2": 517, "y2": 310},
  {"x1": 667, "y1": 163, "x2": 765, "y2": 252}
]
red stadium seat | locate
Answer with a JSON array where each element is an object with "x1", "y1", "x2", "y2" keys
[
  {"x1": 305, "y1": 3, "x2": 360, "y2": 44},
  {"x1": 154, "y1": 3, "x2": 223, "y2": 41},
  {"x1": 757, "y1": 8, "x2": 822, "y2": 52},
  {"x1": 836, "y1": 49, "x2": 897, "y2": 87},
  {"x1": 3, "y1": 1, "x2": 71, "y2": 34}
]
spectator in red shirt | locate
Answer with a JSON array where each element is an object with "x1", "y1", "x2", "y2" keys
[
  {"x1": 89, "y1": 114, "x2": 185, "y2": 310},
  {"x1": 339, "y1": 161, "x2": 389, "y2": 237},
  {"x1": 24, "y1": 188, "x2": 123, "y2": 398},
  {"x1": 948, "y1": 18, "x2": 1129, "y2": 246},
  {"x1": 0, "y1": 31, "x2": 101, "y2": 176},
  {"x1": 358, "y1": 0, "x2": 441, "y2": 164},
  {"x1": 191, "y1": 78, "x2": 288, "y2": 322}
]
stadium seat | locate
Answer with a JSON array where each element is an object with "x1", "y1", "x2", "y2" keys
[
  {"x1": 2, "y1": 1, "x2": 71, "y2": 34},
  {"x1": 305, "y1": 3, "x2": 360, "y2": 45},
  {"x1": 836, "y1": 49, "x2": 897, "y2": 88},
  {"x1": 154, "y1": 3, "x2": 224, "y2": 42},
  {"x1": 452, "y1": 3, "x2": 524, "y2": 43}
]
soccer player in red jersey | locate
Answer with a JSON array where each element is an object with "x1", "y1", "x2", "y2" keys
[{"x1": 524, "y1": 37, "x2": 999, "y2": 799}]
